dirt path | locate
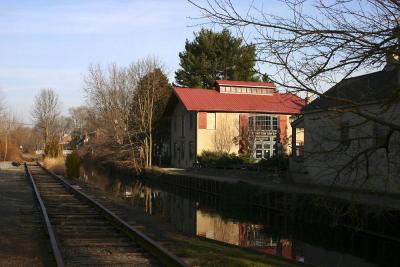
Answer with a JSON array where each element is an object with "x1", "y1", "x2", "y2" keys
[{"x1": 0, "y1": 162, "x2": 54, "y2": 267}]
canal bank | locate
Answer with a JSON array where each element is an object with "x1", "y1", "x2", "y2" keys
[
  {"x1": 82, "y1": 152, "x2": 400, "y2": 210},
  {"x1": 145, "y1": 167, "x2": 400, "y2": 211},
  {"x1": 78, "y1": 162, "x2": 400, "y2": 267},
  {"x1": 0, "y1": 162, "x2": 54, "y2": 267}
]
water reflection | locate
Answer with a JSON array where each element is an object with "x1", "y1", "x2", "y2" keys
[{"x1": 80, "y1": 164, "x2": 400, "y2": 267}]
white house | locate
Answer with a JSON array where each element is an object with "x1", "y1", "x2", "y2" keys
[{"x1": 291, "y1": 66, "x2": 400, "y2": 192}]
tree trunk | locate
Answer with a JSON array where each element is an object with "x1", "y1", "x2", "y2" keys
[
  {"x1": 144, "y1": 137, "x2": 150, "y2": 168},
  {"x1": 3, "y1": 133, "x2": 7, "y2": 161},
  {"x1": 149, "y1": 132, "x2": 152, "y2": 167}
]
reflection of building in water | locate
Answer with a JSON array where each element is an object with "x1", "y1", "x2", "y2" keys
[
  {"x1": 197, "y1": 210, "x2": 240, "y2": 245},
  {"x1": 122, "y1": 181, "x2": 197, "y2": 235},
  {"x1": 82, "y1": 172, "x2": 89, "y2": 182},
  {"x1": 124, "y1": 188, "x2": 133, "y2": 197},
  {"x1": 80, "y1": 165, "x2": 399, "y2": 267},
  {"x1": 160, "y1": 194, "x2": 196, "y2": 235},
  {"x1": 196, "y1": 210, "x2": 298, "y2": 261},
  {"x1": 126, "y1": 181, "x2": 159, "y2": 215}
]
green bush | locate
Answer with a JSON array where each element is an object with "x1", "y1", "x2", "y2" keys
[
  {"x1": 238, "y1": 153, "x2": 256, "y2": 164},
  {"x1": 197, "y1": 151, "x2": 255, "y2": 167},
  {"x1": 65, "y1": 151, "x2": 81, "y2": 179}
]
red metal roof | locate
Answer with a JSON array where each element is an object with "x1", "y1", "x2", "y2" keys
[
  {"x1": 174, "y1": 87, "x2": 304, "y2": 114},
  {"x1": 216, "y1": 80, "x2": 276, "y2": 88}
]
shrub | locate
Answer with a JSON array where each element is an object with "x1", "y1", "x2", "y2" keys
[
  {"x1": 197, "y1": 151, "x2": 255, "y2": 167},
  {"x1": 238, "y1": 153, "x2": 256, "y2": 164},
  {"x1": 0, "y1": 142, "x2": 23, "y2": 161},
  {"x1": 44, "y1": 137, "x2": 62, "y2": 158},
  {"x1": 65, "y1": 151, "x2": 80, "y2": 179},
  {"x1": 257, "y1": 156, "x2": 289, "y2": 170}
]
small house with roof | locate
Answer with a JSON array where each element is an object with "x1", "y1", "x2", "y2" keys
[
  {"x1": 164, "y1": 80, "x2": 304, "y2": 168},
  {"x1": 290, "y1": 66, "x2": 400, "y2": 192}
]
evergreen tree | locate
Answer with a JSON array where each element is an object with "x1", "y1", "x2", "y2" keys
[{"x1": 175, "y1": 28, "x2": 259, "y2": 88}]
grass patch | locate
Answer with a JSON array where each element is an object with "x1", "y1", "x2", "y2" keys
[
  {"x1": 165, "y1": 233, "x2": 303, "y2": 267},
  {"x1": 42, "y1": 157, "x2": 65, "y2": 175}
]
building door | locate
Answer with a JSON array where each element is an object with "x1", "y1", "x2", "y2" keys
[
  {"x1": 254, "y1": 137, "x2": 276, "y2": 161},
  {"x1": 179, "y1": 141, "x2": 185, "y2": 168}
]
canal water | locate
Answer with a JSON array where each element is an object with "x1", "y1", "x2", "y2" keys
[{"x1": 80, "y1": 164, "x2": 400, "y2": 267}]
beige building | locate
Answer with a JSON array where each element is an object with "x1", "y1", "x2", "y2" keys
[
  {"x1": 291, "y1": 67, "x2": 400, "y2": 192},
  {"x1": 164, "y1": 80, "x2": 304, "y2": 168}
]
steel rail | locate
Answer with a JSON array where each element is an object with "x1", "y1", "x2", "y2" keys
[
  {"x1": 36, "y1": 162, "x2": 188, "y2": 267},
  {"x1": 24, "y1": 163, "x2": 65, "y2": 267}
]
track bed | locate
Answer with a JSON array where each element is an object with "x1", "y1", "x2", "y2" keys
[{"x1": 26, "y1": 164, "x2": 184, "y2": 267}]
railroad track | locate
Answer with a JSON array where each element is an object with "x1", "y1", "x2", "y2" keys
[{"x1": 25, "y1": 163, "x2": 186, "y2": 267}]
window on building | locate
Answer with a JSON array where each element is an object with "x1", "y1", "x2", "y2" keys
[
  {"x1": 374, "y1": 122, "x2": 386, "y2": 146},
  {"x1": 255, "y1": 143, "x2": 263, "y2": 159},
  {"x1": 181, "y1": 142, "x2": 185, "y2": 159},
  {"x1": 249, "y1": 115, "x2": 278, "y2": 131},
  {"x1": 340, "y1": 121, "x2": 350, "y2": 146},
  {"x1": 206, "y1": 113, "x2": 216, "y2": 130},
  {"x1": 189, "y1": 141, "x2": 195, "y2": 160},
  {"x1": 272, "y1": 117, "x2": 278, "y2": 130},
  {"x1": 181, "y1": 115, "x2": 185, "y2": 137},
  {"x1": 265, "y1": 116, "x2": 271, "y2": 130},
  {"x1": 173, "y1": 117, "x2": 177, "y2": 133},
  {"x1": 173, "y1": 143, "x2": 178, "y2": 159}
]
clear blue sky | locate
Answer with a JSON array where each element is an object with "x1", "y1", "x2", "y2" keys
[
  {"x1": 0, "y1": 0, "x2": 291, "y2": 122},
  {"x1": 0, "y1": 0, "x2": 373, "y2": 122},
  {"x1": 0, "y1": 0, "x2": 206, "y2": 121}
]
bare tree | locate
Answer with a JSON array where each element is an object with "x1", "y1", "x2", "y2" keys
[
  {"x1": 69, "y1": 106, "x2": 90, "y2": 136},
  {"x1": 84, "y1": 64, "x2": 134, "y2": 145},
  {"x1": 0, "y1": 111, "x2": 17, "y2": 161},
  {"x1": 189, "y1": 0, "x2": 400, "y2": 126},
  {"x1": 0, "y1": 109, "x2": 36, "y2": 160},
  {"x1": 11, "y1": 125, "x2": 41, "y2": 153},
  {"x1": 53, "y1": 116, "x2": 73, "y2": 140},
  {"x1": 189, "y1": 0, "x2": 400, "y2": 189},
  {"x1": 213, "y1": 114, "x2": 237, "y2": 153},
  {"x1": 84, "y1": 57, "x2": 170, "y2": 169},
  {"x1": 189, "y1": 0, "x2": 399, "y2": 94},
  {"x1": 32, "y1": 89, "x2": 61, "y2": 145}
]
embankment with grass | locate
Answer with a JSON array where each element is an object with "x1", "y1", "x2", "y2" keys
[{"x1": 42, "y1": 157, "x2": 65, "y2": 175}]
